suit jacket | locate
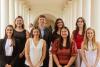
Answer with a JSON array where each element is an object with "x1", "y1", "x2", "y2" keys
[
  {"x1": 0, "y1": 38, "x2": 20, "y2": 67},
  {"x1": 42, "y1": 28, "x2": 52, "y2": 50},
  {"x1": 41, "y1": 27, "x2": 52, "y2": 66}
]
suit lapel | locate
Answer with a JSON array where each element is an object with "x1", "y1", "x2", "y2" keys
[{"x1": 2, "y1": 39, "x2": 7, "y2": 55}]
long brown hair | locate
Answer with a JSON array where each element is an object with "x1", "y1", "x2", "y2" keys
[
  {"x1": 59, "y1": 26, "x2": 71, "y2": 49},
  {"x1": 30, "y1": 26, "x2": 41, "y2": 38},
  {"x1": 83, "y1": 28, "x2": 97, "y2": 51},
  {"x1": 54, "y1": 18, "x2": 64, "y2": 33},
  {"x1": 73, "y1": 17, "x2": 86, "y2": 39},
  {"x1": 4, "y1": 25, "x2": 15, "y2": 46}
]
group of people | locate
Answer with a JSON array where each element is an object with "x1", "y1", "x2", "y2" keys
[{"x1": 0, "y1": 15, "x2": 100, "y2": 67}]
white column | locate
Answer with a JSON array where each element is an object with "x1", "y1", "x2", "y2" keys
[
  {"x1": 15, "y1": 0, "x2": 19, "y2": 18},
  {"x1": 27, "y1": 8, "x2": 30, "y2": 26},
  {"x1": 25, "y1": 8, "x2": 30, "y2": 30},
  {"x1": 91, "y1": 0, "x2": 100, "y2": 42},
  {"x1": 28, "y1": 8, "x2": 31, "y2": 24},
  {"x1": 63, "y1": 5, "x2": 68, "y2": 27},
  {"x1": 30, "y1": 12, "x2": 34, "y2": 25},
  {"x1": 19, "y1": 1, "x2": 23, "y2": 16},
  {"x1": 24, "y1": 7, "x2": 28, "y2": 29},
  {"x1": 62, "y1": 5, "x2": 67, "y2": 25},
  {"x1": 72, "y1": 0, "x2": 77, "y2": 30},
  {"x1": 68, "y1": 1, "x2": 73, "y2": 32},
  {"x1": 77, "y1": 0, "x2": 83, "y2": 17},
  {"x1": 63, "y1": 1, "x2": 73, "y2": 32},
  {"x1": 1, "y1": 0, "x2": 9, "y2": 38},
  {"x1": 82, "y1": 0, "x2": 91, "y2": 27},
  {"x1": 65, "y1": 2, "x2": 72, "y2": 31},
  {"x1": 9, "y1": 0, "x2": 15, "y2": 24},
  {"x1": 22, "y1": 5, "x2": 26, "y2": 20}
]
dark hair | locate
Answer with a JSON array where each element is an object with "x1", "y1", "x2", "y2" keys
[
  {"x1": 53, "y1": 18, "x2": 64, "y2": 33},
  {"x1": 4, "y1": 25, "x2": 15, "y2": 46},
  {"x1": 73, "y1": 17, "x2": 86, "y2": 39},
  {"x1": 30, "y1": 26, "x2": 41, "y2": 38},
  {"x1": 59, "y1": 26, "x2": 71, "y2": 49},
  {"x1": 14, "y1": 16, "x2": 25, "y2": 29}
]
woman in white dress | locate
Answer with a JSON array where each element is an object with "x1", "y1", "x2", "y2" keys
[
  {"x1": 25, "y1": 27, "x2": 46, "y2": 67},
  {"x1": 81, "y1": 28, "x2": 100, "y2": 67}
]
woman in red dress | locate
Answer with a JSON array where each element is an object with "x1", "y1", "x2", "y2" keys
[
  {"x1": 71, "y1": 17, "x2": 86, "y2": 67},
  {"x1": 52, "y1": 26, "x2": 77, "y2": 67}
]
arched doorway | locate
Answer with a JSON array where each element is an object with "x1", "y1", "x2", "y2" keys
[{"x1": 33, "y1": 14, "x2": 57, "y2": 30}]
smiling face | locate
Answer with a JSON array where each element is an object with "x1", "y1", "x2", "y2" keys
[
  {"x1": 38, "y1": 17, "x2": 46, "y2": 28},
  {"x1": 61, "y1": 28, "x2": 69, "y2": 38},
  {"x1": 5, "y1": 26, "x2": 13, "y2": 38},
  {"x1": 31, "y1": 28, "x2": 41, "y2": 38},
  {"x1": 77, "y1": 18, "x2": 84, "y2": 28},
  {"x1": 86, "y1": 29, "x2": 95, "y2": 41},
  {"x1": 57, "y1": 20, "x2": 64, "y2": 29},
  {"x1": 15, "y1": 18, "x2": 24, "y2": 27}
]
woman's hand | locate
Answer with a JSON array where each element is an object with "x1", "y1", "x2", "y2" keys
[
  {"x1": 8, "y1": 65, "x2": 12, "y2": 67},
  {"x1": 5, "y1": 64, "x2": 12, "y2": 67},
  {"x1": 19, "y1": 52, "x2": 24, "y2": 58},
  {"x1": 34, "y1": 63, "x2": 40, "y2": 67},
  {"x1": 29, "y1": 64, "x2": 34, "y2": 67},
  {"x1": 86, "y1": 64, "x2": 91, "y2": 67},
  {"x1": 57, "y1": 64, "x2": 62, "y2": 67},
  {"x1": 91, "y1": 64, "x2": 96, "y2": 67},
  {"x1": 64, "y1": 65, "x2": 70, "y2": 67}
]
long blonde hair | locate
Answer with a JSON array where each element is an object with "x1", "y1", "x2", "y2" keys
[{"x1": 83, "y1": 28, "x2": 97, "y2": 51}]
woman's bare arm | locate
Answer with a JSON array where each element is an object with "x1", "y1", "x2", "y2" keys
[
  {"x1": 94, "y1": 42, "x2": 100, "y2": 66},
  {"x1": 25, "y1": 39, "x2": 34, "y2": 67},
  {"x1": 81, "y1": 42, "x2": 89, "y2": 66}
]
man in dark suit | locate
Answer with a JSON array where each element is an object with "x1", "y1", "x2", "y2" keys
[{"x1": 37, "y1": 15, "x2": 52, "y2": 67}]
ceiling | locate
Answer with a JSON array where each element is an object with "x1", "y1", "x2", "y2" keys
[
  {"x1": 23, "y1": 0, "x2": 69, "y2": 10},
  {"x1": 19, "y1": 0, "x2": 72, "y2": 28},
  {"x1": 20, "y1": 0, "x2": 72, "y2": 25}
]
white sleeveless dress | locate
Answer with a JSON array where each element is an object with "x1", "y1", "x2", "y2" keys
[
  {"x1": 81, "y1": 42, "x2": 100, "y2": 67},
  {"x1": 25, "y1": 38, "x2": 44, "y2": 66}
]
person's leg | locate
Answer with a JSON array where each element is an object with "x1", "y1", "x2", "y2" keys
[
  {"x1": 53, "y1": 60, "x2": 57, "y2": 67},
  {"x1": 71, "y1": 64, "x2": 75, "y2": 67},
  {"x1": 18, "y1": 56, "x2": 25, "y2": 67},
  {"x1": 13, "y1": 58, "x2": 18, "y2": 67},
  {"x1": 24, "y1": 64, "x2": 29, "y2": 67},
  {"x1": 43, "y1": 50, "x2": 49, "y2": 67},
  {"x1": 43, "y1": 56, "x2": 49, "y2": 67},
  {"x1": 49, "y1": 53, "x2": 53, "y2": 67},
  {"x1": 0, "y1": 64, "x2": 4, "y2": 67},
  {"x1": 75, "y1": 49, "x2": 81, "y2": 67}
]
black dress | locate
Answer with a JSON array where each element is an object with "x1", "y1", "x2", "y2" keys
[
  {"x1": 14, "y1": 30, "x2": 27, "y2": 67},
  {"x1": 51, "y1": 32, "x2": 61, "y2": 43}
]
